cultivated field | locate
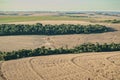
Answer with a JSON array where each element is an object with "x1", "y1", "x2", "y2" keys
[
  {"x1": 0, "y1": 12, "x2": 120, "y2": 80},
  {"x1": 0, "y1": 35, "x2": 47, "y2": 51},
  {"x1": 0, "y1": 22, "x2": 120, "y2": 52},
  {"x1": 0, "y1": 51, "x2": 120, "y2": 80},
  {"x1": 0, "y1": 12, "x2": 120, "y2": 24},
  {"x1": 0, "y1": 15, "x2": 91, "y2": 24}
]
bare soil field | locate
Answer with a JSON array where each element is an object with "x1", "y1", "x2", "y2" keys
[
  {"x1": 7, "y1": 20, "x2": 91, "y2": 25},
  {"x1": 0, "y1": 35, "x2": 48, "y2": 51},
  {"x1": 0, "y1": 21, "x2": 120, "y2": 52},
  {"x1": 0, "y1": 51, "x2": 120, "y2": 80}
]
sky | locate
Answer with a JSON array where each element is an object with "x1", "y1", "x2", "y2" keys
[{"x1": 0, "y1": 0, "x2": 120, "y2": 11}]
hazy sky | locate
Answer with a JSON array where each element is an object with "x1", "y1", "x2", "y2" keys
[{"x1": 0, "y1": 0, "x2": 120, "y2": 11}]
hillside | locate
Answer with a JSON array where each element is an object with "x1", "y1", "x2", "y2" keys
[
  {"x1": 0, "y1": 51, "x2": 120, "y2": 80},
  {"x1": 0, "y1": 22, "x2": 120, "y2": 52}
]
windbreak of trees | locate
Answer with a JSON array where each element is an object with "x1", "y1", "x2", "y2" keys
[
  {"x1": 0, "y1": 23, "x2": 112, "y2": 35},
  {"x1": 0, "y1": 43, "x2": 120, "y2": 61},
  {"x1": 104, "y1": 19, "x2": 120, "y2": 23}
]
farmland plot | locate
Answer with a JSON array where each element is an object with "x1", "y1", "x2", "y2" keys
[
  {"x1": 0, "y1": 51, "x2": 120, "y2": 80},
  {"x1": 0, "y1": 23, "x2": 120, "y2": 51}
]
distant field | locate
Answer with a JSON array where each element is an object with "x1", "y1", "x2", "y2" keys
[
  {"x1": 0, "y1": 14, "x2": 120, "y2": 24},
  {"x1": 0, "y1": 15, "x2": 92, "y2": 23},
  {"x1": 0, "y1": 51, "x2": 120, "y2": 80}
]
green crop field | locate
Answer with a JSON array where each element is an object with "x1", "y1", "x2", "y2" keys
[{"x1": 0, "y1": 15, "x2": 92, "y2": 23}]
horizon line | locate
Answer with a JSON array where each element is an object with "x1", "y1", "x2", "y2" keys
[{"x1": 0, "y1": 10, "x2": 120, "y2": 12}]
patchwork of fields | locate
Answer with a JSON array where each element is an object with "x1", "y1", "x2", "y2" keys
[
  {"x1": 0, "y1": 13, "x2": 120, "y2": 24},
  {"x1": 0, "y1": 13, "x2": 120, "y2": 80}
]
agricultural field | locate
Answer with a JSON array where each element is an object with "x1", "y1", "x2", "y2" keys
[
  {"x1": 0, "y1": 12, "x2": 120, "y2": 24},
  {"x1": 0, "y1": 12, "x2": 120, "y2": 80},
  {"x1": 0, "y1": 21, "x2": 120, "y2": 52},
  {"x1": 0, "y1": 51, "x2": 120, "y2": 80}
]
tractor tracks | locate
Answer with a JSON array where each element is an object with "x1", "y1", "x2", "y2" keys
[
  {"x1": 0, "y1": 62, "x2": 7, "y2": 80},
  {"x1": 29, "y1": 58, "x2": 45, "y2": 80}
]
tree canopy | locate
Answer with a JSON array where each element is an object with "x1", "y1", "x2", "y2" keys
[
  {"x1": 0, "y1": 23, "x2": 112, "y2": 36},
  {"x1": 0, "y1": 43, "x2": 120, "y2": 61}
]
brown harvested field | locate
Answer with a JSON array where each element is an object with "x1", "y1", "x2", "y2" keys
[
  {"x1": 0, "y1": 21, "x2": 120, "y2": 52},
  {"x1": 0, "y1": 35, "x2": 47, "y2": 51},
  {"x1": 46, "y1": 23, "x2": 120, "y2": 48},
  {"x1": 0, "y1": 51, "x2": 120, "y2": 80},
  {"x1": 7, "y1": 20, "x2": 91, "y2": 25},
  {"x1": 6, "y1": 20, "x2": 117, "y2": 25}
]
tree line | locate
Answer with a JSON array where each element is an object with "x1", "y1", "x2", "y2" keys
[
  {"x1": 0, "y1": 43, "x2": 120, "y2": 61},
  {"x1": 104, "y1": 19, "x2": 120, "y2": 23},
  {"x1": 0, "y1": 23, "x2": 112, "y2": 35}
]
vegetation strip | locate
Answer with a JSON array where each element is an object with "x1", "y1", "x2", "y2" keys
[
  {"x1": 0, "y1": 43, "x2": 120, "y2": 61},
  {"x1": 0, "y1": 23, "x2": 114, "y2": 36},
  {"x1": 104, "y1": 19, "x2": 120, "y2": 23}
]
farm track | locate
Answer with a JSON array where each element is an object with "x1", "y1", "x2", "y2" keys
[
  {"x1": 0, "y1": 51, "x2": 120, "y2": 80},
  {"x1": 71, "y1": 53, "x2": 120, "y2": 80},
  {"x1": 29, "y1": 58, "x2": 45, "y2": 80},
  {"x1": 105, "y1": 54, "x2": 120, "y2": 79},
  {"x1": 71, "y1": 55, "x2": 108, "y2": 80},
  {"x1": 1, "y1": 58, "x2": 44, "y2": 80}
]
